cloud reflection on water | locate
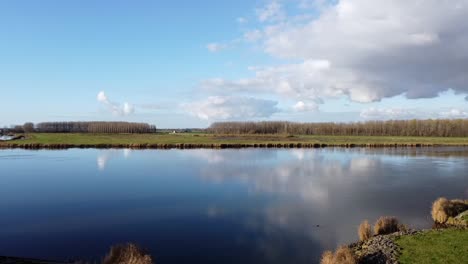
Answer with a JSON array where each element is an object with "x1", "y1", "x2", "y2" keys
[
  {"x1": 97, "y1": 149, "x2": 132, "y2": 170},
  {"x1": 185, "y1": 148, "x2": 468, "y2": 253}
]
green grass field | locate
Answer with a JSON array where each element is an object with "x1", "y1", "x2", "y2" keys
[
  {"x1": 1, "y1": 133, "x2": 468, "y2": 148},
  {"x1": 395, "y1": 229, "x2": 468, "y2": 264}
]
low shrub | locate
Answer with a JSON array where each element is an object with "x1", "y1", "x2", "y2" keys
[
  {"x1": 431, "y1": 197, "x2": 468, "y2": 224},
  {"x1": 398, "y1": 223, "x2": 409, "y2": 233},
  {"x1": 374, "y1": 216, "x2": 401, "y2": 235},
  {"x1": 431, "y1": 198, "x2": 450, "y2": 223},
  {"x1": 334, "y1": 246, "x2": 356, "y2": 264},
  {"x1": 320, "y1": 246, "x2": 356, "y2": 264},
  {"x1": 358, "y1": 220, "x2": 372, "y2": 241},
  {"x1": 320, "y1": 251, "x2": 334, "y2": 264},
  {"x1": 103, "y1": 243, "x2": 153, "y2": 264}
]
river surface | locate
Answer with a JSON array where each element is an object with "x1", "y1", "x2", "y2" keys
[{"x1": 1, "y1": 147, "x2": 467, "y2": 263}]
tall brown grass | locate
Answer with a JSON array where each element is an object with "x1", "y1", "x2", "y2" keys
[
  {"x1": 398, "y1": 223, "x2": 409, "y2": 233},
  {"x1": 374, "y1": 216, "x2": 401, "y2": 235},
  {"x1": 358, "y1": 220, "x2": 372, "y2": 241},
  {"x1": 334, "y1": 246, "x2": 356, "y2": 264},
  {"x1": 431, "y1": 197, "x2": 468, "y2": 224},
  {"x1": 320, "y1": 251, "x2": 334, "y2": 264},
  {"x1": 103, "y1": 243, "x2": 153, "y2": 264},
  {"x1": 320, "y1": 246, "x2": 356, "y2": 264}
]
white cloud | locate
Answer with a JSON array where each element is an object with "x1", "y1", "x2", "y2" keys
[
  {"x1": 97, "y1": 91, "x2": 135, "y2": 116},
  {"x1": 439, "y1": 108, "x2": 468, "y2": 118},
  {"x1": 122, "y1": 102, "x2": 134, "y2": 115},
  {"x1": 204, "y1": 0, "x2": 468, "y2": 106},
  {"x1": 256, "y1": 1, "x2": 285, "y2": 22},
  {"x1": 293, "y1": 101, "x2": 318, "y2": 112},
  {"x1": 360, "y1": 107, "x2": 417, "y2": 120},
  {"x1": 183, "y1": 96, "x2": 279, "y2": 120},
  {"x1": 202, "y1": 59, "x2": 356, "y2": 102},
  {"x1": 244, "y1": 29, "x2": 263, "y2": 42},
  {"x1": 298, "y1": 0, "x2": 330, "y2": 10},
  {"x1": 206, "y1": 42, "x2": 227, "y2": 52},
  {"x1": 97, "y1": 91, "x2": 108, "y2": 102},
  {"x1": 360, "y1": 107, "x2": 468, "y2": 120}
]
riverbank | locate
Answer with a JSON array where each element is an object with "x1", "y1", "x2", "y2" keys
[
  {"x1": 348, "y1": 228, "x2": 468, "y2": 264},
  {"x1": 1, "y1": 133, "x2": 468, "y2": 149},
  {"x1": 322, "y1": 198, "x2": 468, "y2": 264}
]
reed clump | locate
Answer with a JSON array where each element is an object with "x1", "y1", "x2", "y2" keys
[
  {"x1": 374, "y1": 216, "x2": 402, "y2": 235},
  {"x1": 431, "y1": 197, "x2": 468, "y2": 224},
  {"x1": 358, "y1": 220, "x2": 372, "y2": 241},
  {"x1": 103, "y1": 243, "x2": 153, "y2": 264},
  {"x1": 320, "y1": 251, "x2": 334, "y2": 264},
  {"x1": 320, "y1": 246, "x2": 356, "y2": 264}
]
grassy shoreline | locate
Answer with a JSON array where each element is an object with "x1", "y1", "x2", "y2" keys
[
  {"x1": 325, "y1": 198, "x2": 468, "y2": 264},
  {"x1": 1, "y1": 133, "x2": 468, "y2": 149},
  {"x1": 395, "y1": 228, "x2": 468, "y2": 264}
]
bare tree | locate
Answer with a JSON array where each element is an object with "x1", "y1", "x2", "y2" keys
[
  {"x1": 208, "y1": 119, "x2": 468, "y2": 137},
  {"x1": 23, "y1": 122, "x2": 35, "y2": 133},
  {"x1": 35, "y1": 122, "x2": 157, "y2": 134}
]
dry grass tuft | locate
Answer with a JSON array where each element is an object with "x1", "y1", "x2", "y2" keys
[
  {"x1": 320, "y1": 246, "x2": 356, "y2": 264},
  {"x1": 320, "y1": 250, "x2": 334, "y2": 264},
  {"x1": 374, "y1": 216, "x2": 401, "y2": 235},
  {"x1": 358, "y1": 220, "x2": 372, "y2": 241},
  {"x1": 431, "y1": 197, "x2": 468, "y2": 224},
  {"x1": 431, "y1": 197, "x2": 450, "y2": 224},
  {"x1": 103, "y1": 243, "x2": 153, "y2": 264},
  {"x1": 333, "y1": 246, "x2": 356, "y2": 264},
  {"x1": 398, "y1": 223, "x2": 409, "y2": 233}
]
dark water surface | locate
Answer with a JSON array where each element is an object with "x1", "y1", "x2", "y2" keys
[{"x1": 1, "y1": 148, "x2": 467, "y2": 263}]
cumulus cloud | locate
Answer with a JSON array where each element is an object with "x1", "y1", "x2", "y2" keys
[
  {"x1": 97, "y1": 91, "x2": 107, "y2": 102},
  {"x1": 202, "y1": 59, "x2": 340, "y2": 101},
  {"x1": 97, "y1": 91, "x2": 135, "y2": 116},
  {"x1": 183, "y1": 96, "x2": 279, "y2": 120},
  {"x1": 465, "y1": 96, "x2": 468, "y2": 101},
  {"x1": 293, "y1": 101, "x2": 318, "y2": 112},
  {"x1": 203, "y1": 0, "x2": 468, "y2": 105}
]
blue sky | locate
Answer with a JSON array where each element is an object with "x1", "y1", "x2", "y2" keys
[{"x1": 1, "y1": 0, "x2": 468, "y2": 128}]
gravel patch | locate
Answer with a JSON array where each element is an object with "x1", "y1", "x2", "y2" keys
[{"x1": 350, "y1": 230, "x2": 422, "y2": 264}]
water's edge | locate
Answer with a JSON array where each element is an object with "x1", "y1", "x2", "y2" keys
[{"x1": 1, "y1": 142, "x2": 467, "y2": 150}]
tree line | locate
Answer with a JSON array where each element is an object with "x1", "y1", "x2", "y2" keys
[
  {"x1": 8, "y1": 122, "x2": 157, "y2": 134},
  {"x1": 208, "y1": 119, "x2": 468, "y2": 137}
]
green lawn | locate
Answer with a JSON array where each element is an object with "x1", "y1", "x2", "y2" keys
[
  {"x1": 1, "y1": 133, "x2": 468, "y2": 148},
  {"x1": 395, "y1": 229, "x2": 468, "y2": 264}
]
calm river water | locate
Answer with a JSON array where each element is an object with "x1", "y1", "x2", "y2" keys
[{"x1": 1, "y1": 148, "x2": 467, "y2": 263}]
